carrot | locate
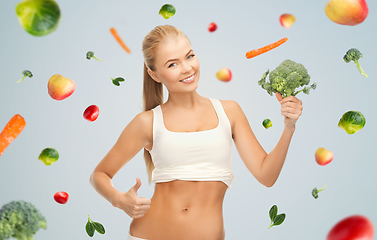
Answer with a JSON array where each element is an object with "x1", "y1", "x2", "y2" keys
[
  {"x1": 246, "y1": 37, "x2": 288, "y2": 59},
  {"x1": 110, "y1": 27, "x2": 131, "y2": 54},
  {"x1": 0, "y1": 114, "x2": 26, "y2": 157}
]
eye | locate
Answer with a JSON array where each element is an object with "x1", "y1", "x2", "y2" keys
[
  {"x1": 187, "y1": 54, "x2": 195, "y2": 59},
  {"x1": 168, "y1": 62, "x2": 176, "y2": 68}
]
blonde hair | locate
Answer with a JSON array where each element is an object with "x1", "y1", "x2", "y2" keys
[{"x1": 142, "y1": 25, "x2": 189, "y2": 184}]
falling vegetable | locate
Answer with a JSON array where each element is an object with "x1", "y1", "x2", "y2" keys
[
  {"x1": 111, "y1": 77, "x2": 125, "y2": 86},
  {"x1": 327, "y1": 215, "x2": 374, "y2": 240},
  {"x1": 343, "y1": 48, "x2": 368, "y2": 78},
  {"x1": 83, "y1": 105, "x2": 100, "y2": 122},
  {"x1": 54, "y1": 191, "x2": 69, "y2": 204},
  {"x1": 246, "y1": 38, "x2": 288, "y2": 59},
  {"x1": 208, "y1": 22, "x2": 217, "y2": 32},
  {"x1": 312, "y1": 185, "x2": 327, "y2": 199},
  {"x1": 258, "y1": 59, "x2": 317, "y2": 98},
  {"x1": 0, "y1": 200, "x2": 47, "y2": 240},
  {"x1": 38, "y1": 148, "x2": 59, "y2": 166},
  {"x1": 159, "y1": 4, "x2": 176, "y2": 19},
  {"x1": 262, "y1": 119, "x2": 272, "y2": 129},
  {"x1": 15, "y1": 0, "x2": 61, "y2": 36},
  {"x1": 268, "y1": 205, "x2": 286, "y2": 229},
  {"x1": 338, "y1": 110, "x2": 366, "y2": 134},
  {"x1": 110, "y1": 28, "x2": 131, "y2": 53},
  {"x1": 17, "y1": 70, "x2": 33, "y2": 83},
  {"x1": 86, "y1": 51, "x2": 102, "y2": 61},
  {"x1": 0, "y1": 114, "x2": 26, "y2": 157},
  {"x1": 86, "y1": 215, "x2": 105, "y2": 237}
]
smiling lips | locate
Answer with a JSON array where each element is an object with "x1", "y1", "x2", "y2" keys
[{"x1": 179, "y1": 73, "x2": 195, "y2": 83}]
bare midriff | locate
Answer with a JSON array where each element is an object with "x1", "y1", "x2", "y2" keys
[{"x1": 129, "y1": 180, "x2": 228, "y2": 240}]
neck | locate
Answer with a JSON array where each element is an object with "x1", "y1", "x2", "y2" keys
[{"x1": 165, "y1": 91, "x2": 205, "y2": 109}]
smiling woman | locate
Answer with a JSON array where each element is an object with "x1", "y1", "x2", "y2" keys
[{"x1": 89, "y1": 25, "x2": 303, "y2": 240}]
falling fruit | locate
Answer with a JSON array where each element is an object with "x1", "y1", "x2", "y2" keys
[
  {"x1": 279, "y1": 14, "x2": 296, "y2": 28},
  {"x1": 315, "y1": 147, "x2": 334, "y2": 166},
  {"x1": 325, "y1": 0, "x2": 369, "y2": 26},
  {"x1": 208, "y1": 22, "x2": 217, "y2": 32},
  {"x1": 83, "y1": 105, "x2": 100, "y2": 122},
  {"x1": 48, "y1": 74, "x2": 76, "y2": 101},
  {"x1": 216, "y1": 68, "x2": 232, "y2": 82}
]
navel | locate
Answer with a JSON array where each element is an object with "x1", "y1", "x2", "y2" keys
[{"x1": 182, "y1": 208, "x2": 188, "y2": 213}]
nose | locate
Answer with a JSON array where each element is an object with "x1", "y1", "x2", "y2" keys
[{"x1": 181, "y1": 61, "x2": 192, "y2": 73}]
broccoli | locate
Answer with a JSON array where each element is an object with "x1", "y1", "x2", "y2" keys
[
  {"x1": 258, "y1": 59, "x2": 317, "y2": 98},
  {"x1": 0, "y1": 201, "x2": 46, "y2": 240},
  {"x1": 343, "y1": 48, "x2": 368, "y2": 78}
]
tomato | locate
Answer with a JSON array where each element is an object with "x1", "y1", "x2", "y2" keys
[
  {"x1": 327, "y1": 215, "x2": 374, "y2": 240},
  {"x1": 54, "y1": 191, "x2": 69, "y2": 204},
  {"x1": 83, "y1": 105, "x2": 99, "y2": 122},
  {"x1": 208, "y1": 22, "x2": 217, "y2": 32}
]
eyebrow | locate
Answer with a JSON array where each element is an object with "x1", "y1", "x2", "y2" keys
[{"x1": 164, "y1": 49, "x2": 193, "y2": 66}]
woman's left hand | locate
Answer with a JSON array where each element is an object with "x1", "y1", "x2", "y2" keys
[{"x1": 275, "y1": 92, "x2": 303, "y2": 129}]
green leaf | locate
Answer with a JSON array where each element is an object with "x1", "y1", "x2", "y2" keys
[
  {"x1": 113, "y1": 77, "x2": 125, "y2": 82},
  {"x1": 273, "y1": 213, "x2": 286, "y2": 226},
  {"x1": 86, "y1": 220, "x2": 95, "y2": 237},
  {"x1": 92, "y1": 221, "x2": 105, "y2": 234},
  {"x1": 269, "y1": 205, "x2": 277, "y2": 221},
  {"x1": 112, "y1": 80, "x2": 120, "y2": 86}
]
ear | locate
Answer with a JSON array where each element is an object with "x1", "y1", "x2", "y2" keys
[{"x1": 147, "y1": 68, "x2": 161, "y2": 83}]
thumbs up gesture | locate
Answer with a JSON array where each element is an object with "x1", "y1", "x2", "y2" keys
[
  {"x1": 275, "y1": 92, "x2": 303, "y2": 129},
  {"x1": 112, "y1": 177, "x2": 151, "y2": 219}
]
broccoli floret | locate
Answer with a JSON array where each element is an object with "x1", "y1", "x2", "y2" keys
[
  {"x1": 258, "y1": 59, "x2": 317, "y2": 98},
  {"x1": 0, "y1": 201, "x2": 47, "y2": 240},
  {"x1": 343, "y1": 48, "x2": 368, "y2": 78}
]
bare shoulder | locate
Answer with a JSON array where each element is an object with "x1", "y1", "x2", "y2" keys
[{"x1": 134, "y1": 109, "x2": 153, "y2": 138}]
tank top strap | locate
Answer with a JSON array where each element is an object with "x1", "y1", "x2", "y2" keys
[
  {"x1": 151, "y1": 105, "x2": 163, "y2": 141},
  {"x1": 209, "y1": 98, "x2": 232, "y2": 135}
]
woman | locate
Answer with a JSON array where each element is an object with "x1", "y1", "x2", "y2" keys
[{"x1": 89, "y1": 25, "x2": 303, "y2": 240}]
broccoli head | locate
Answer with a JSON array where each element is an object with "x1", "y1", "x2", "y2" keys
[
  {"x1": 258, "y1": 59, "x2": 317, "y2": 98},
  {"x1": 0, "y1": 200, "x2": 46, "y2": 240},
  {"x1": 343, "y1": 48, "x2": 368, "y2": 78}
]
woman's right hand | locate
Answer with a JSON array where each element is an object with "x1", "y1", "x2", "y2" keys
[{"x1": 112, "y1": 177, "x2": 151, "y2": 219}]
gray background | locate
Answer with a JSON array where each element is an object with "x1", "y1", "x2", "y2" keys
[{"x1": 1, "y1": 0, "x2": 376, "y2": 239}]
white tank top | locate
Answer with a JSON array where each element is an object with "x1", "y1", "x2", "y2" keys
[{"x1": 146, "y1": 98, "x2": 235, "y2": 189}]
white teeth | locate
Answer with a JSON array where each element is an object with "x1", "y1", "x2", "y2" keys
[{"x1": 181, "y1": 74, "x2": 194, "y2": 82}]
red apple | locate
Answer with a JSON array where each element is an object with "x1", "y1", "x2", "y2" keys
[
  {"x1": 327, "y1": 215, "x2": 374, "y2": 240},
  {"x1": 315, "y1": 147, "x2": 334, "y2": 166},
  {"x1": 48, "y1": 74, "x2": 75, "y2": 101},
  {"x1": 83, "y1": 105, "x2": 99, "y2": 122},
  {"x1": 279, "y1": 14, "x2": 296, "y2": 28},
  {"x1": 216, "y1": 68, "x2": 232, "y2": 82},
  {"x1": 325, "y1": 0, "x2": 368, "y2": 26},
  {"x1": 208, "y1": 22, "x2": 217, "y2": 32}
]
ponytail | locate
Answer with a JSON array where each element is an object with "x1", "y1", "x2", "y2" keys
[{"x1": 143, "y1": 62, "x2": 163, "y2": 184}]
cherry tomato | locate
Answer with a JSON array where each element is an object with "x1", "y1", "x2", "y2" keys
[
  {"x1": 83, "y1": 105, "x2": 99, "y2": 122},
  {"x1": 54, "y1": 191, "x2": 69, "y2": 204},
  {"x1": 327, "y1": 215, "x2": 374, "y2": 240},
  {"x1": 208, "y1": 22, "x2": 217, "y2": 32}
]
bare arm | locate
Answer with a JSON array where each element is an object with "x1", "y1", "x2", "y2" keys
[
  {"x1": 89, "y1": 111, "x2": 152, "y2": 218},
  {"x1": 229, "y1": 93, "x2": 302, "y2": 187}
]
